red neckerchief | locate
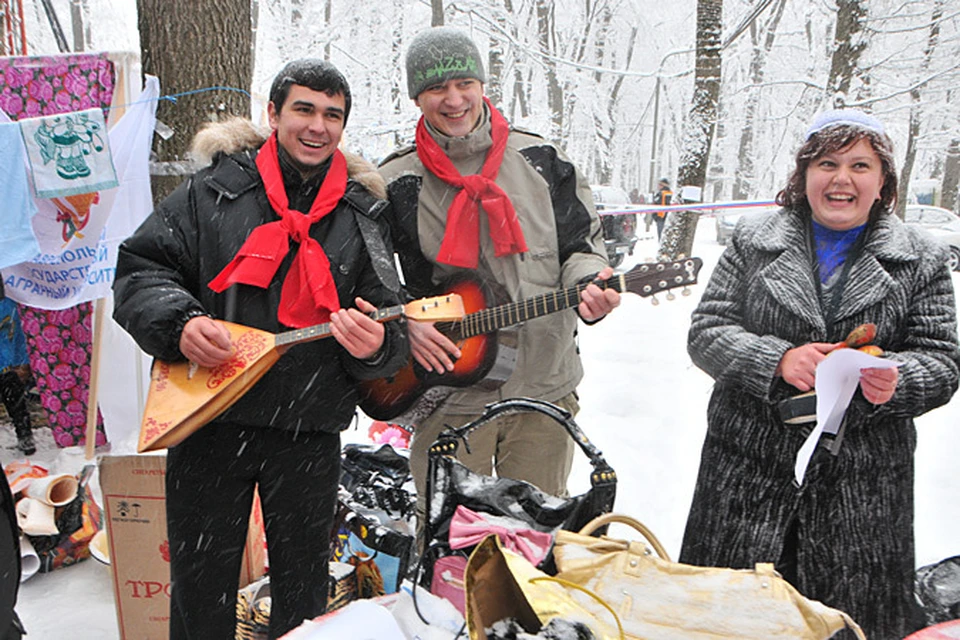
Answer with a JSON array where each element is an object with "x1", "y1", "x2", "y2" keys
[
  {"x1": 208, "y1": 132, "x2": 346, "y2": 328},
  {"x1": 415, "y1": 97, "x2": 527, "y2": 268}
]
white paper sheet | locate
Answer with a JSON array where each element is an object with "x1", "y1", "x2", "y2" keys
[{"x1": 794, "y1": 349, "x2": 902, "y2": 485}]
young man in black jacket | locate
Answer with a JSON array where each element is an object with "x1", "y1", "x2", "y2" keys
[{"x1": 113, "y1": 60, "x2": 408, "y2": 639}]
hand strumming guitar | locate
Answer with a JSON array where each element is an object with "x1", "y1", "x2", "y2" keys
[{"x1": 408, "y1": 320, "x2": 461, "y2": 373}]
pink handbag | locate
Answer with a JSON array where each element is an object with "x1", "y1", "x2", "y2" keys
[{"x1": 429, "y1": 554, "x2": 467, "y2": 614}]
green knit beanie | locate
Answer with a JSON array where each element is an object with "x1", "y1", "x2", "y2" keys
[{"x1": 405, "y1": 27, "x2": 486, "y2": 99}]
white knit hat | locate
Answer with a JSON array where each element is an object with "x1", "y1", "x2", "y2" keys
[{"x1": 805, "y1": 109, "x2": 886, "y2": 140}]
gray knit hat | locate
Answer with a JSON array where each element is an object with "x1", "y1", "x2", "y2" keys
[{"x1": 406, "y1": 27, "x2": 486, "y2": 99}]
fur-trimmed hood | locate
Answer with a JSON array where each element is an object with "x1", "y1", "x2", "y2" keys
[{"x1": 188, "y1": 117, "x2": 386, "y2": 200}]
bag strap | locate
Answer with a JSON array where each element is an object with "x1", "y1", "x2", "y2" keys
[
  {"x1": 576, "y1": 513, "x2": 670, "y2": 561},
  {"x1": 352, "y1": 206, "x2": 401, "y2": 292},
  {"x1": 529, "y1": 576, "x2": 625, "y2": 640},
  {"x1": 428, "y1": 398, "x2": 617, "y2": 489}
]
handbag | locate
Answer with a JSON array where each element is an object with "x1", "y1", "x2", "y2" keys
[
  {"x1": 464, "y1": 534, "x2": 621, "y2": 640},
  {"x1": 424, "y1": 398, "x2": 617, "y2": 577},
  {"x1": 552, "y1": 513, "x2": 867, "y2": 640}
]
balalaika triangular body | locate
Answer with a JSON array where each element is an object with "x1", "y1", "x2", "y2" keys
[{"x1": 138, "y1": 295, "x2": 465, "y2": 452}]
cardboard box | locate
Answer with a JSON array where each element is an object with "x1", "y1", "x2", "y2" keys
[{"x1": 99, "y1": 454, "x2": 266, "y2": 640}]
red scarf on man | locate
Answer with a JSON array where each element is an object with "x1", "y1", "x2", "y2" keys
[
  {"x1": 415, "y1": 97, "x2": 527, "y2": 269},
  {"x1": 208, "y1": 132, "x2": 346, "y2": 328}
]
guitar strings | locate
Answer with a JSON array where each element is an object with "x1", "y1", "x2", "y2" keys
[{"x1": 441, "y1": 260, "x2": 697, "y2": 339}]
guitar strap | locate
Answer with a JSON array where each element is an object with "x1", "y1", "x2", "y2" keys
[{"x1": 353, "y1": 207, "x2": 401, "y2": 293}]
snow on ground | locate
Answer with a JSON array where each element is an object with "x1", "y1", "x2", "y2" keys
[{"x1": 3, "y1": 217, "x2": 959, "y2": 638}]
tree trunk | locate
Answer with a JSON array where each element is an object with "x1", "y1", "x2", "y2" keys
[
  {"x1": 70, "y1": 0, "x2": 90, "y2": 52},
  {"x1": 732, "y1": 0, "x2": 787, "y2": 201},
  {"x1": 390, "y1": 0, "x2": 405, "y2": 146},
  {"x1": 898, "y1": 107, "x2": 921, "y2": 220},
  {"x1": 591, "y1": 7, "x2": 613, "y2": 182},
  {"x1": 137, "y1": 0, "x2": 252, "y2": 204},
  {"x1": 324, "y1": 0, "x2": 332, "y2": 60},
  {"x1": 826, "y1": 0, "x2": 867, "y2": 107},
  {"x1": 487, "y1": 20, "x2": 505, "y2": 106},
  {"x1": 658, "y1": 0, "x2": 722, "y2": 262},
  {"x1": 536, "y1": 0, "x2": 564, "y2": 143},
  {"x1": 896, "y1": 0, "x2": 942, "y2": 219},
  {"x1": 595, "y1": 22, "x2": 637, "y2": 185},
  {"x1": 431, "y1": 0, "x2": 444, "y2": 26},
  {"x1": 502, "y1": 0, "x2": 529, "y2": 120},
  {"x1": 942, "y1": 138, "x2": 960, "y2": 214}
]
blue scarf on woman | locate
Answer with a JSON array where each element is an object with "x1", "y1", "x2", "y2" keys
[{"x1": 812, "y1": 219, "x2": 867, "y2": 286}]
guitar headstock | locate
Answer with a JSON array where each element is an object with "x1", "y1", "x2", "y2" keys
[
  {"x1": 620, "y1": 258, "x2": 703, "y2": 300},
  {"x1": 404, "y1": 293, "x2": 466, "y2": 322}
]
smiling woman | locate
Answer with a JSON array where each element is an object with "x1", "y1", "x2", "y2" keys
[
  {"x1": 682, "y1": 108, "x2": 960, "y2": 640},
  {"x1": 804, "y1": 138, "x2": 885, "y2": 231}
]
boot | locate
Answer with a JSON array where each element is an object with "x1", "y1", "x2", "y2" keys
[
  {"x1": 13, "y1": 408, "x2": 36, "y2": 456},
  {"x1": 13, "y1": 401, "x2": 36, "y2": 456},
  {"x1": 16, "y1": 428, "x2": 36, "y2": 456},
  {"x1": 1, "y1": 370, "x2": 35, "y2": 456}
]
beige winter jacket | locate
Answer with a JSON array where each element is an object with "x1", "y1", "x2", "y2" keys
[{"x1": 379, "y1": 109, "x2": 608, "y2": 413}]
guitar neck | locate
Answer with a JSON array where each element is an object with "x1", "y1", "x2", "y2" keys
[
  {"x1": 448, "y1": 259, "x2": 700, "y2": 339},
  {"x1": 453, "y1": 277, "x2": 626, "y2": 340},
  {"x1": 274, "y1": 304, "x2": 405, "y2": 347}
]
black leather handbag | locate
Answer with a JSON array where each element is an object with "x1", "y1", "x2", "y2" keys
[{"x1": 423, "y1": 397, "x2": 618, "y2": 577}]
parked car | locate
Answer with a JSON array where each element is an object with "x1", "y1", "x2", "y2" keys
[
  {"x1": 935, "y1": 230, "x2": 960, "y2": 271},
  {"x1": 715, "y1": 206, "x2": 779, "y2": 245},
  {"x1": 904, "y1": 204, "x2": 960, "y2": 233},
  {"x1": 899, "y1": 205, "x2": 960, "y2": 272},
  {"x1": 591, "y1": 185, "x2": 638, "y2": 268},
  {"x1": 905, "y1": 225, "x2": 960, "y2": 272}
]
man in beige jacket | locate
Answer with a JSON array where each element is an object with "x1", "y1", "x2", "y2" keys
[{"x1": 378, "y1": 27, "x2": 620, "y2": 534}]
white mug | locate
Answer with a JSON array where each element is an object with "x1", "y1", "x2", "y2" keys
[{"x1": 25, "y1": 473, "x2": 78, "y2": 507}]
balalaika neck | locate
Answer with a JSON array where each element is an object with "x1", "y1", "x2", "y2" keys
[
  {"x1": 454, "y1": 275, "x2": 626, "y2": 339},
  {"x1": 273, "y1": 304, "x2": 405, "y2": 347}
]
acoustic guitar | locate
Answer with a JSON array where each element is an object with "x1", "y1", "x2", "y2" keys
[
  {"x1": 137, "y1": 294, "x2": 465, "y2": 453},
  {"x1": 358, "y1": 258, "x2": 702, "y2": 424}
]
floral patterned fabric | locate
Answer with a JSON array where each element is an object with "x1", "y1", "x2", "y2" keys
[
  {"x1": 2, "y1": 53, "x2": 114, "y2": 448},
  {"x1": 0, "y1": 53, "x2": 114, "y2": 119},
  {"x1": 17, "y1": 305, "x2": 106, "y2": 448}
]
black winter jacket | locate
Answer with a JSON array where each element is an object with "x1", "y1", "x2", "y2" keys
[
  {"x1": 1, "y1": 469, "x2": 24, "y2": 638},
  {"x1": 113, "y1": 145, "x2": 408, "y2": 434}
]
